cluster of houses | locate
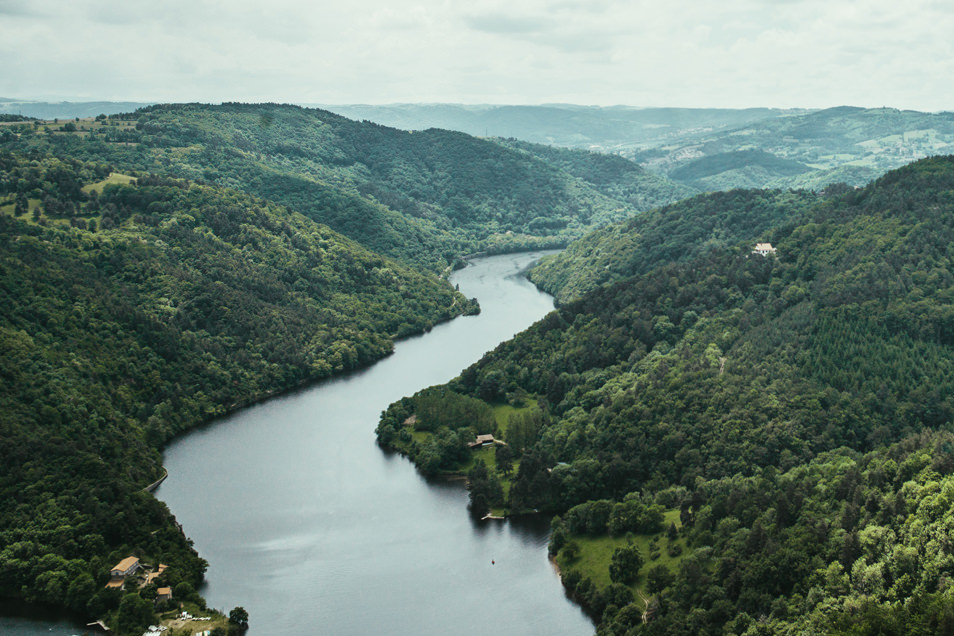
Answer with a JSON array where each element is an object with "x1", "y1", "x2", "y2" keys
[{"x1": 106, "y1": 556, "x2": 172, "y2": 604}]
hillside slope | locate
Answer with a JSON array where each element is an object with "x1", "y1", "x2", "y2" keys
[
  {"x1": 8, "y1": 103, "x2": 681, "y2": 271},
  {"x1": 636, "y1": 106, "x2": 954, "y2": 191},
  {"x1": 529, "y1": 188, "x2": 818, "y2": 304},
  {"x1": 378, "y1": 156, "x2": 954, "y2": 634},
  {"x1": 0, "y1": 150, "x2": 472, "y2": 630},
  {"x1": 495, "y1": 138, "x2": 697, "y2": 213}
]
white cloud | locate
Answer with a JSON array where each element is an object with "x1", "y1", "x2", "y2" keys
[{"x1": 0, "y1": 0, "x2": 952, "y2": 110}]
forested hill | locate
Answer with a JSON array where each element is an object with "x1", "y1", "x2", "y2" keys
[
  {"x1": 0, "y1": 150, "x2": 473, "y2": 631},
  {"x1": 529, "y1": 188, "x2": 819, "y2": 304},
  {"x1": 634, "y1": 107, "x2": 954, "y2": 192},
  {"x1": 323, "y1": 104, "x2": 954, "y2": 194},
  {"x1": 3, "y1": 103, "x2": 688, "y2": 271},
  {"x1": 378, "y1": 156, "x2": 954, "y2": 634},
  {"x1": 493, "y1": 138, "x2": 697, "y2": 215}
]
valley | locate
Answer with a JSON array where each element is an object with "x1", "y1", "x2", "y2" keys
[{"x1": 3, "y1": 102, "x2": 954, "y2": 635}]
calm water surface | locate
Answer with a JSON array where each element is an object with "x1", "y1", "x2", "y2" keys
[
  {"x1": 0, "y1": 251, "x2": 593, "y2": 636},
  {"x1": 156, "y1": 252, "x2": 593, "y2": 635}
]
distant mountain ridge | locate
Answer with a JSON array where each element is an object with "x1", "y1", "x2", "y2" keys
[
  {"x1": 323, "y1": 103, "x2": 954, "y2": 192},
  {"x1": 320, "y1": 103, "x2": 802, "y2": 150},
  {"x1": 9, "y1": 100, "x2": 954, "y2": 195},
  {"x1": 633, "y1": 106, "x2": 954, "y2": 191},
  {"x1": 8, "y1": 102, "x2": 691, "y2": 271},
  {"x1": 0, "y1": 97, "x2": 152, "y2": 119}
]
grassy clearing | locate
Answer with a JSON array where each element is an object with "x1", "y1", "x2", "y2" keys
[
  {"x1": 492, "y1": 398, "x2": 537, "y2": 438},
  {"x1": 556, "y1": 509, "x2": 687, "y2": 599},
  {"x1": 83, "y1": 172, "x2": 137, "y2": 193}
]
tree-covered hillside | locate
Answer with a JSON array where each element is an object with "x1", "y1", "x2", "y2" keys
[
  {"x1": 635, "y1": 107, "x2": 954, "y2": 192},
  {"x1": 529, "y1": 188, "x2": 818, "y2": 304},
  {"x1": 2, "y1": 103, "x2": 680, "y2": 271},
  {"x1": 378, "y1": 156, "x2": 954, "y2": 634},
  {"x1": 495, "y1": 139, "x2": 696, "y2": 214},
  {"x1": 323, "y1": 104, "x2": 954, "y2": 195},
  {"x1": 0, "y1": 149, "x2": 473, "y2": 631}
]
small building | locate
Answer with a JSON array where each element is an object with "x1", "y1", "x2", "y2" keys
[
  {"x1": 104, "y1": 578, "x2": 124, "y2": 590},
  {"x1": 110, "y1": 556, "x2": 140, "y2": 579},
  {"x1": 753, "y1": 242, "x2": 777, "y2": 256},
  {"x1": 156, "y1": 586, "x2": 173, "y2": 603},
  {"x1": 468, "y1": 434, "x2": 496, "y2": 449}
]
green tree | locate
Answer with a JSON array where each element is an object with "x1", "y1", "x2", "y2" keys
[
  {"x1": 646, "y1": 564, "x2": 675, "y2": 594},
  {"x1": 495, "y1": 443, "x2": 514, "y2": 477},
  {"x1": 229, "y1": 606, "x2": 249, "y2": 633},
  {"x1": 116, "y1": 593, "x2": 155, "y2": 634},
  {"x1": 609, "y1": 545, "x2": 643, "y2": 585}
]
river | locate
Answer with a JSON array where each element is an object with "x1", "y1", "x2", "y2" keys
[{"x1": 0, "y1": 251, "x2": 594, "y2": 636}]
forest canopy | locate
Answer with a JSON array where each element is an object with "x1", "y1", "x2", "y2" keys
[
  {"x1": 0, "y1": 147, "x2": 473, "y2": 631},
  {"x1": 379, "y1": 156, "x2": 954, "y2": 635}
]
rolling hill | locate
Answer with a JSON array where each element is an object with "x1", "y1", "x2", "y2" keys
[{"x1": 5, "y1": 103, "x2": 692, "y2": 272}]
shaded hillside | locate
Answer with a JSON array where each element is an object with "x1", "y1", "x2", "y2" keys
[
  {"x1": 378, "y1": 156, "x2": 954, "y2": 634},
  {"x1": 0, "y1": 150, "x2": 472, "y2": 630},
  {"x1": 529, "y1": 188, "x2": 817, "y2": 304},
  {"x1": 496, "y1": 138, "x2": 696, "y2": 213},
  {"x1": 6, "y1": 103, "x2": 653, "y2": 271},
  {"x1": 667, "y1": 149, "x2": 813, "y2": 190}
]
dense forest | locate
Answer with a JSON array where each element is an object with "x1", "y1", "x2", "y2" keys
[
  {"x1": 7, "y1": 102, "x2": 954, "y2": 633},
  {"x1": 528, "y1": 188, "x2": 820, "y2": 304},
  {"x1": 0, "y1": 103, "x2": 691, "y2": 272},
  {"x1": 378, "y1": 156, "x2": 954, "y2": 634},
  {"x1": 0, "y1": 148, "x2": 474, "y2": 633}
]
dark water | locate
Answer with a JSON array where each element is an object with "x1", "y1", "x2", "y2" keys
[
  {"x1": 0, "y1": 251, "x2": 593, "y2": 636},
  {"x1": 154, "y1": 252, "x2": 594, "y2": 635},
  {"x1": 0, "y1": 599, "x2": 87, "y2": 636}
]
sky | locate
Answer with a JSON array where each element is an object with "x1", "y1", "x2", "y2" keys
[{"x1": 2, "y1": 0, "x2": 953, "y2": 111}]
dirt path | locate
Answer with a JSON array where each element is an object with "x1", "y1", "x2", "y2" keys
[{"x1": 637, "y1": 589, "x2": 651, "y2": 623}]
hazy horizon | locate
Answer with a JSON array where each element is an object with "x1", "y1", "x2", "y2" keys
[{"x1": 2, "y1": 0, "x2": 952, "y2": 112}]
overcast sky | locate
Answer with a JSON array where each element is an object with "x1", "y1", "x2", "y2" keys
[{"x1": 2, "y1": 0, "x2": 953, "y2": 110}]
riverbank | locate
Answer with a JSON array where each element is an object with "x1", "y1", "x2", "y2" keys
[{"x1": 154, "y1": 251, "x2": 593, "y2": 636}]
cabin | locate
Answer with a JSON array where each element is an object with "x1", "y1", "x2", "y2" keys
[
  {"x1": 468, "y1": 434, "x2": 496, "y2": 449},
  {"x1": 110, "y1": 556, "x2": 140, "y2": 579},
  {"x1": 752, "y1": 242, "x2": 777, "y2": 256},
  {"x1": 156, "y1": 586, "x2": 173, "y2": 604}
]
